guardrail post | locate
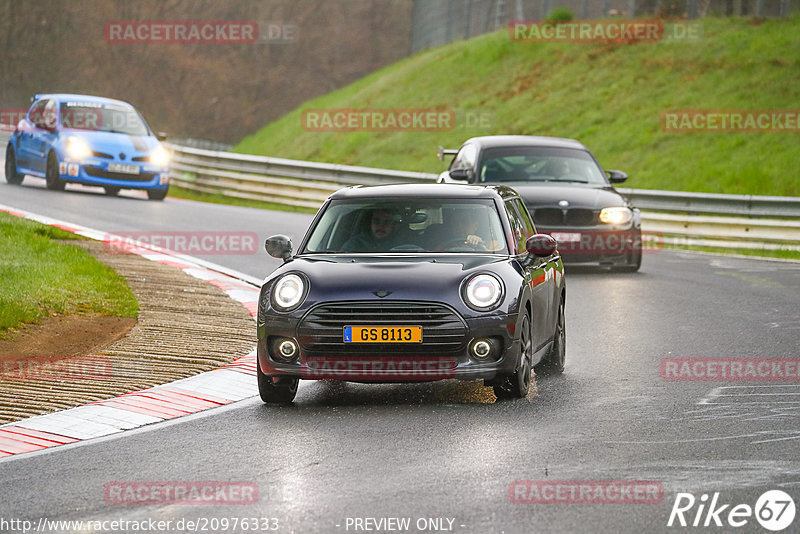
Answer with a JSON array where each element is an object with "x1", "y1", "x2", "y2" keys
[
  {"x1": 686, "y1": 0, "x2": 698, "y2": 19},
  {"x1": 628, "y1": 0, "x2": 636, "y2": 17}
]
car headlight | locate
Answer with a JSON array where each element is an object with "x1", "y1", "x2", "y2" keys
[
  {"x1": 463, "y1": 274, "x2": 503, "y2": 311},
  {"x1": 65, "y1": 137, "x2": 91, "y2": 160},
  {"x1": 271, "y1": 274, "x2": 306, "y2": 311},
  {"x1": 599, "y1": 206, "x2": 633, "y2": 225},
  {"x1": 149, "y1": 145, "x2": 170, "y2": 167}
]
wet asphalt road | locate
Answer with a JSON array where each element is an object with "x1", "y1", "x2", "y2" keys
[{"x1": 1, "y1": 177, "x2": 799, "y2": 534}]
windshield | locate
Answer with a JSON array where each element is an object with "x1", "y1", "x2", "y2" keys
[
  {"x1": 59, "y1": 102, "x2": 150, "y2": 136},
  {"x1": 303, "y1": 198, "x2": 508, "y2": 254},
  {"x1": 478, "y1": 146, "x2": 608, "y2": 185}
]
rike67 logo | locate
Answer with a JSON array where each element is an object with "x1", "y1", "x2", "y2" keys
[{"x1": 668, "y1": 490, "x2": 796, "y2": 531}]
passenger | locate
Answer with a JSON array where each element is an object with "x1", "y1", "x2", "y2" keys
[
  {"x1": 341, "y1": 209, "x2": 399, "y2": 252},
  {"x1": 431, "y1": 208, "x2": 501, "y2": 251}
]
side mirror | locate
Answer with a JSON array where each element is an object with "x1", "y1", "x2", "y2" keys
[
  {"x1": 157, "y1": 132, "x2": 168, "y2": 142},
  {"x1": 526, "y1": 234, "x2": 557, "y2": 257},
  {"x1": 607, "y1": 169, "x2": 628, "y2": 183},
  {"x1": 265, "y1": 234, "x2": 292, "y2": 261},
  {"x1": 448, "y1": 168, "x2": 472, "y2": 182}
]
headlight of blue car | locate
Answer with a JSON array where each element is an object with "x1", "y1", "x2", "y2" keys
[
  {"x1": 65, "y1": 136, "x2": 92, "y2": 161},
  {"x1": 149, "y1": 145, "x2": 170, "y2": 167}
]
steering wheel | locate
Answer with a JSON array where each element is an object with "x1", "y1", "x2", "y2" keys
[{"x1": 439, "y1": 238, "x2": 488, "y2": 251}]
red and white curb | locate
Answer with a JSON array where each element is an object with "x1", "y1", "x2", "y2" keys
[{"x1": 0, "y1": 204, "x2": 263, "y2": 458}]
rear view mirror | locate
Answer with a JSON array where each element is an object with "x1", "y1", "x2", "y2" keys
[
  {"x1": 607, "y1": 169, "x2": 628, "y2": 183},
  {"x1": 526, "y1": 234, "x2": 557, "y2": 257},
  {"x1": 265, "y1": 235, "x2": 293, "y2": 261}
]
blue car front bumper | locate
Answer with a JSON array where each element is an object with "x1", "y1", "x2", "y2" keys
[{"x1": 57, "y1": 157, "x2": 168, "y2": 190}]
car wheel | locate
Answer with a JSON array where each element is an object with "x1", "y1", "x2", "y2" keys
[
  {"x1": 104, "y1": 186, "x2": 121, "y2": 196},
  {"x1": 257, "y1": 364, "x2": 298, "y2": 405},
  {"x1": 493, "y1": 312, "x2": 533, "y2": 400},
  {"x1": 614, "y1": 233, "x2": 642, "y2": 272},
  {"x1": 616, "y1": 251, "x2": 642, "y2": 272},
  {"x1": 147, "y1": 186, "x2": 168, "y2": 201},
  {"x1": 5, "y1": 146, "x2": 24, "y2": 185},
  {"x1": 45, "y1": 153, "x2": 65, "y2": 191},
  {"x1": 537, "y1": 298, "x2": 566, "y2": 374}
]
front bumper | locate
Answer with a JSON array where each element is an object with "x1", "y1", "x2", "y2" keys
[
  {"x1": 257, "y1": 311, "x2": 522, "y2": 383},
  {"x1": 57, "y1": 158, "x2": 169, "y2": 190},
  {"x1": 539, "y1": 226, "x2": 641, "y2": 264}
]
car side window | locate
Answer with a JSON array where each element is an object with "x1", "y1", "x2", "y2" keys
[
  {"x1": 449, "y1": 144, "x2": 477, "y2": 171},
  {"x1": 505, "y1": 198, "x2": 535, "y2": 255},
  {"x1": 28, "y1": 100, "x2": 48, "y2": 128},
  {"x1": 42, "y1": 100, "x2": 58, "y2": 130}
]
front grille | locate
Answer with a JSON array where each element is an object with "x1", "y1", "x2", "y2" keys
[
  {"x1": 132, "y1": 156, "x2": 149, "y2": 162},
  {"x1": 565, "y1": 208, "x2": 595, "y2": 226},
  {"x1": 297, "y1": 301, "x2": 467, "y2": 354},
  {"x1": 532, "y1": 207, "x2": 597, "y2": 227},
  {"x1": 84, "y1": 166, "x2": 156, "y2": 182},
  {"x1": 532, "y1": 208, "x2": 563, "y2": 226},
  {"x1": 92, "y1": 151, "x2": 113, "y2": 159}
]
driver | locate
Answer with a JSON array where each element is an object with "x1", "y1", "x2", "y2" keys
[{"x1": 341, "y1": 208, "x2": 400, "y2": 252}]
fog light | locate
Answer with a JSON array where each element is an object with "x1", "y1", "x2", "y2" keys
[
  {"x1": 278, "y1": 339, "x2": 298, "y2": 360},
  {"x1": 471, "y1": 339, "x2": 496, "y2": 362}
]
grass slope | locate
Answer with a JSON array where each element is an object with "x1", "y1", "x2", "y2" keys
[
  {"x1": 0, "y1": 212, "x2": 138, "y2": 337},
  {"x1": 236, "y1": 16, "x2": 800, "y2": 197}
]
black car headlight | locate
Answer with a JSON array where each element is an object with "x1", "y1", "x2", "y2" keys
[
  {"x1": 271, "y1": 273, "x2": 307, "y2": 311},
  {"x1": 599, "y1": 207, "x2": 633, "y2": 225},
  {"x1": 463, "y1": 274, "x2": 503, "y2": 311}
]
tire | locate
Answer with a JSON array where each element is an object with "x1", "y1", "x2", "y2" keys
[
  {"x1": 5, "y1": 146, "x2": 24, "y2": 185},
  {"x1": 614, "y1": 233, "x2": 642, "y2": 272},
  {"x1": 104, "y1": 186, "x2": 121, "y2": 196},
  {"x1": 493, "y1": 313, "x2": 533, "y2": 399},
  {"x1": 615, "y1": 252, "x2": 641, "y2": 272},
  {"x1": 257, "y1": 364, "x2": 298, "y2": 405},
  {"x1": 537, "y1": 298, "x2": 566, "y2": 375},
  {"x1": 147, "y1": 186, "x2": 168, "y2": 201},
  {"x1": 45, "y1": 153, "x2": 65, "y2": 191}
]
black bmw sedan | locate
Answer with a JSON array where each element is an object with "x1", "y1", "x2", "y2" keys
[
  {"x1": 438, "y1": 135, "x2": 642, "y2": 271},
  {"x1": 257, "y1": 184, "x2": 566, "y2": 404}
]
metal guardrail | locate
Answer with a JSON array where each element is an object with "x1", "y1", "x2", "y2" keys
[
  {"x1": 0, "y1": 142, "x2": 757, "y2": 253},
  {"x1": 618, "y1": 188, "x2": 800, "y2": 219},
  {"x1": 167, "y1": 144, "x2": 435, "y2": 209},
  {"x1": 0, "y1": 127, "x2": 12, "y2": 148}
]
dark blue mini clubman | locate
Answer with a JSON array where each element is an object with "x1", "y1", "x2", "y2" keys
[
  {"x1": 257, "y1": 184, "x2": 567, "y2": 404},
  {"x1": 4, "y1": 94, "x2": 170, "y2": 200}
]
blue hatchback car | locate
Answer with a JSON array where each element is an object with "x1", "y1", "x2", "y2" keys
[{"x1": 4, "y1": 94, "x2": 170, "y2": 200}]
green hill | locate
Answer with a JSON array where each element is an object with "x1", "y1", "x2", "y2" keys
[{"x1": 235, "y1": 16, "x2": 800, "y2": 197}]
